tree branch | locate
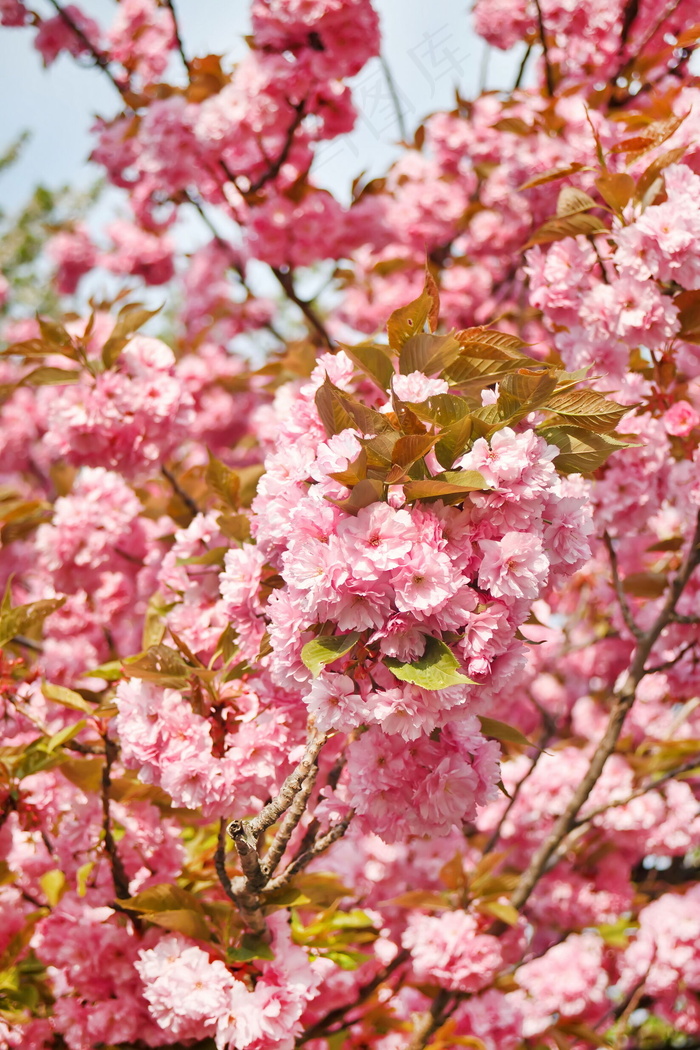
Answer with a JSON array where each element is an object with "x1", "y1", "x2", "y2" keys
[
  {"x1": 161, "y1": 464, "x2": 200, "y2": 519},
  {"x1": 510, "y1": 510, "x2": 700, "y2": 913},
  {"x1": 379, "y1": 55, "x2": 407, "y2": 140},
  {"x1": 297, "y1": 948, "x2": 410, "y2": 1046},
  {"x1": 247, "y1": 102, "x2": 306, "y2": 195},
  {"x1": 603, "y1": 531, "x2": 643, "y2": 640},
  {"x1": 264, "y1": 811, "x2": 354, "y2": 893},
  {"x1": 262, "y1": 767, "x2": 319, "y2": 878},
  {"x1": 162, "y1": 0, "x2": 190, "y2": 75},
  {"x1": 102, "y1": 736, "x2": 132, "y2": 904},
  {"x1": 532, "y1": 0, "x2": 555, "y2": 97},
  {"x1": 271, "y1": 267, "x2": 334, "y2": 349},
  {"x1": 46, "y1": 0, "x2": 131, "y2": 102}
]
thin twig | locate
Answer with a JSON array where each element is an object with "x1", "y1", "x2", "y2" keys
[
  {"x1": 532, "y1": 0, "x2": 555, "y2": 97},
  {"x1": 272, "y1": 267, "x2": 334, "y2": 348},
  {"x1": 644, "y1": 640, "x2": 696, "y2": 675},
  {"x1": 162, "y1": 0, "x2": 190, "y2": 74},
  {"x1": 187, "y1": 196, "x2": 284, "y2": 342},
  {"x1": 297, "y1": 948, "x2": 410, "y2": 1046},
  {"x1": 379, "y1": 55, "x2": 407, "y2": 140},
  {"x1": 161, "y1": 464, "x2": 200, "y2": 518},
  {"x1": 9, "y1": 695, "x2": 104, "y2": 755},
  {"x1": 264, "y1": 812, "x2": 353, "y2": 892},
  {"x1": 569, "y1": 756, "x2": 700, "y2": 831},
  {"x1": 262, "y1": 767, "x2": 319, "y2": 878},
  {"x1": 603, "y1": 531, "x2": 643, "y2": 640},
  {"x1": 512, "y1": 43, "x2": 532, "y2": 91},
  {"x1": 247, "y1": 102, "x2": 306, "y2": 194},
  {"x1": 483, "y1": 730, "x2": 550, "y2": 854},
  {"x1": 8, "y1": 635, "x2": 43, "y2": 653},
  {"x1": 46, "y1": 0, "x2": 130, "y2": 102},
  {"x1": 510, "y1": 510, "x2": 700, "y2": 913},
  {"x1": 102, "y1": 736, "x2": 133, "y2": 904}
]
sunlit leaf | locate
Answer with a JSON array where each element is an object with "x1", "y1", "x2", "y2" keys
[
  {"x1": 384, "y1": 636, "x2": 474, "y2": 690},
  {"x1": 301, "y1": 632, "x2": 362, "y2": 677}
]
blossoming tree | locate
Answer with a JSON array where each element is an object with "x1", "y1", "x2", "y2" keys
[{"x1": 1, "y1": 1, "x2": 700, "y2": 1049}]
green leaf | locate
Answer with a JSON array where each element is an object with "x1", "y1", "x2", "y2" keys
[
  {"x1": 122, "y1": 644, "x2": 191, "y2": 688},
  {"x1": 117, "y1": 883, "x2": 205, "y2": 914},
  {"x1": 141, "y1": 909, "x2": 212, "y2": 941},
  {"x1": 42, "y1": 682, "x2": 94, "y2": 715},
  {"x1": 76, "y1": 861, "x2": 94, "y2": 898},
  {"x1": 342, "y1": 343, "x2": 395, "y2": 391},
  {"x1": 0, "y1": 597, "x2": 66, "y2": 648},
  {"x1": 205, "y1": 453, "x2": 240, "y2": 509},
  {"x1": 39, "y1": 869, "x2": 66, "y2": 907},
  {"x1": 384, "y1": 636, "x2": 474, "y2": 691},
  {"x1": 475, "y1": 899, "x2": 520, "y2": 926},
  {"x1": 542, "y1": 388, "x2": 628, "y2": 433},
  {"x1": 407, "y1": 393, "x2": 471, "y2": 427},
  {"x1": 301, "y1": 632, "x2": 361, "y2": 677},
  {"x1": 45, "y1": 720, "x2": 86, "y2": 753},
  {"x1": 538, "y1": 425, "x2": 636, "y2": 474},
  {"x1": 524, "y1": 212, "x2": 607, "y2": 248},
  {"x1": 399, "y1": 332, "x2": 462, "y2": 376},
  {"x1": 20, "y1": 366, "x2": 81, "y2": 387},
  {"x1": 85, "y1": 660, "x2": 122, "y2": 681},
  {"x1": 478, "y1": 716, "x2": 534, "y2": 749},
  {"x1": 325, "y1": 950, "x2": 372, "y2": 970},
  {"x1": 228, "y1": 934, "x2": 275, "y2": 962},
  {"x1": 387, "y1": 272, "x2": 440, "y2": 351},
  {"x1": 101, "y1": 303, "x2": 162, "y2": 369},
  {"x1": 435, "y1": 414, "x2": 474, "y2": 469},
  {"x1": 403, "y1": 470, "x2": 488, "y2": 503}
]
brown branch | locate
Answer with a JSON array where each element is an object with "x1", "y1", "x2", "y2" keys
[
  {"x1": 46, "y1": 0, "x2": 131, "y2": 102},
  {"x1": 379, "y1": 55, "x2": 407, "y2": 140},
  {"x1": 603, "y1": 531, "x2": 643, "y2": 640},
  {"x1": 262, "y1": 767, "x2": 319, "y2": 878},
  {"x1": 161, "y1": 464, "x2": 200, "y2": 518},
  {"x1": 231, "y1": 729, "x2": 328, "y2": 841},
  {"x1": 215, "y1": 819, "x2": 238, "y2": 904},
  {"x1": 102, "y1": 736, "x2": 132, "y2": 904},
  {"x1": 512, "y1": 43, "x2": 532, "y2": 92},
  {"x1": 297, "y1": 948, "x2": 410, "y2": 1046},
  {"x1": 247, "y1": 101, "x2": 306, "y2": 195},
  {"x1": 532, "y1": 0, "x2": 555, "y2": 97},
  {"x1": 162, "y1": 0, "x2": 190, "y2": 75},
  {"x1": 264, "y1": 811, "x2": 353, "y2": 893},
  {"x1": 220, "y1": 730, "x2": 328, "y2": 934},
  {"x1": 406, "y1": 988, "x2": 453, "y2": 1050},
  {"x1": 569, "y1": 755, "x2": 700, "y2": 831},
  {"x1": 272, "y1": 267, "x2": 334, "y2": 349},
  {"x1": 482, "y1": 728, "x2": 551, "y2": 854},
  {"x1": 510, "y1": 510, "x2": 700, "y2": 913},
  {"x1": 644, "y1": 640, "x2": 696, "y2": 675}
]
